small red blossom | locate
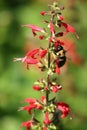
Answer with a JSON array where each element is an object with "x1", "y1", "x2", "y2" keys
[
  {"x1": 58, "y1": 15, "x2": 64, "y2": 21},
  {"x1": 21, "y1": 104, "x2": 37, "y2": 114},
  {"x1": 25, "y1": 58, "x2": 38, "y2": 64},
  {"x1": 51, "y1": 84, "x2": 62, "y2": 93},
  {"x1": 49, "y1": 37, "x2": 54, "y2": 43},
  {"x1": 43, "y1": 126, "x2": 47, "y2": 130},
  {"x1": 49, "y1": 38, "x2": 53, "y2": 43},
  {"x1": 40, "y1": 11, "x2": 46, "y2": 16},
  {"x1": 39, "y1": 35, "x2": 45, "y2": 40},
  {"x1": 21, "y1": 120, "x2": 32, "y2": 130},
  {"x1": 55, "y1": 32, "x2": 64, "y2": 37},
  {"x1": 14, "y1": 56, "x2": 39, "y2": 69},
  {"x1": 49, "y1": 22, "x2": 55, "y2": 35},
  {"x1": 33, "y1": 85, "x2": 41, "y2": 91},
  {"x1": 39, "y1": 49, "x2": 47, "y2": 58},
  {"x1": 14, "y1": 49, "x2": 39, "y2": 69},
  {"x1": 41, "y1": 96, "x2": 46, "y2": 104},
  {"x1": 54, "y1": 39, "x2": 64, "y2": 47},
  {"x1": 22, "y1": 24, "x2": 45, "y2": 36},
  {"x1": 20, "y1": 98, "x2": 43, "y2": 114},
  {"x1": 44, "y1": 86, "x2": 49, "y2": 91},
  {"x1": 55, "y1": 63, "x2": 60, "y2": 75},
  {"x1": 24, "y1": 98, "x2": 36, "y2": 104},
  {"x1": 25, "y1": 98, "x2": 43, "y2": 110},
  {"x1": 36, "y1": 103, "x2": 43, "y2": 110},
  {"x1": 56, "y1": 102, "x2": 70, "y2": 118},
  {"x1": 44, "y1": 112, "x2": 51, "y2": 125},
  {"x1": 61, "y1": 22, "x2": 75, "y2": 34},
  {"x1": 26, "y1": 49, "x2": 39, "y2": 58}
]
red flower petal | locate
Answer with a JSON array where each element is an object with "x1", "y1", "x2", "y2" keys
[
  {"x1": 49, "y1": 22, "x2": 55, "y2": 34},
  {"x1": 26, "y1": 49, "x2": 39, "y2": 57},
  {"x1": 59, "y1": 15, "x2": 64, "y2": 21},
  {"x1": 21, "y1": 120, "x2": 32, "y2": 130},
  {"x1": 55, "y1": 63, "x2": 60, "y2": 75},
  {"x1": 55, "y1": 32, "x2": 64, "y2": 37},
  {"x1": 56, "y1": 102, "x2": 70, "y2": 118},
  {"x1": 61, "y1": 22, "x2": 75, "y2": 33},
  {"x1": 44, "y1": 112, "x2": 51, "y2": 125},
  {"x1": 24, "y1": 98, "x2": 36, "y2": 104},
  {"x1": 41, "y1": 96, "x2": 46, "y2": 103},
  {"x1": 22, "y1": 104, "x2": 37, "y2": 114},
  {"x1": 33, "y1": 85, "x2": 41, "y2": 91},
  {"x1": 25, "y1": 58, "x2": 39, "y2": 68},
  {"x1": 39, "y1": 49, "x2": 47, "y2": 58},
  {"x1": 51, "y1": 85, "x2": 62, "y2": 93},
  {"x1": 40, "y1": 11, "x2": 46, "y2": 16},
  {"x1": 43, "y1": 126, "x2": 47, "y2": 130},
  {"x1": 22, "y1": 24, "x2": 45, "y2": 32},
  {"x1": 36, "y1": 103, "x2": 43, "y2": 110},
  {"x1": 54, "y1": 39, "x2": 64, "y2": 47},
  {"x1": 14, "y1": 55, "x2": 39, "y2": 70},
  {"x1": 39, "y1": 35, "x2": 45, "y2": 40}
]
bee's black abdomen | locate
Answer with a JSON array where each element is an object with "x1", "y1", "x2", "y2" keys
[{"x1": 58, "y1": 56, "x2": 66, "y2": 67}]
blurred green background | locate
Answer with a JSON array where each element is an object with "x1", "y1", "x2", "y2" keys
[{"x1": 0, "y1": 0, "x2": 87, "y2": 130}]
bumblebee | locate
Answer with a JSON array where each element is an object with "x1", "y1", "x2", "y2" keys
[{"x1": 54, "y1": 45, "x2": 66, "y2": 67}]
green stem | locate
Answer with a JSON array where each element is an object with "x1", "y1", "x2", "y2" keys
[{"x1": 46, "y1": 43, "x2": 51, "y2": 105}]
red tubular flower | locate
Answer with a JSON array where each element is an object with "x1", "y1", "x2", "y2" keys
[
  {"x1": 21, "y1": 24, "x2": 45, "y2": 36},
  {"x1": 55, "y1": 63, "x2": 60, "y2": 75},
  {"x1": 36, "y1": 103, "x2": 43, "y2": 110},
  {"x1": 26, "y1": 49, "x2": 39, "y2": 58},
  {"x1": 38, "y1": 49, "x2": 47, "y2": 58},
  {"x1": 51, "y1": 84, "x2": 62, "y2": 93},
  {"x1": 54, "y1": 39, "x2": 64, "y2": 47},
  {"x1": 24, "y1": 98, "x2": 36, "y2": 104},
  {"x1": 21, "y1": 120, "x2": 32, "y2": 130},
  {"x1": 39, "y1": 35, "x2": 45, "y2": 40},
  {"x1": 40, "y1": 11, "x2": 46, "y2": 16},
  {"x1": 14, "y1": 56, "x2": 39, "y2": 69},
  {"x1": 41, "y1": 96, "x2": 46, "y2": 104},
  {"x1": 56, "y1": 102, "x2": 70, "y2": 118},
  {"x1": 25, "y1": 58, "x2": 39, "y2": 64},
  {"x1": 58, "y1": 15, "x2": 64, "y2": 21},
  {"x1": 49, "y1": 37, "x2": 54, "y2": 43},
  {"x1": 14, "y1": 49, "x2": 39, "y2": 69},
  {"x1": 44, "y1": 112, "x2": 51, "y2": 125},
  {"x1": 21, "y1": 104, "x2": 37, "y2": 114},
  {"x1": 59, "y1": 22, "x2": 79, "y2": 39},
  {"x1": 56, "y1": 32, "x2": 64, "y2": 37},
  {"x1": 61, "y1": 22, "x2": 75, "y2": 34},
  {"x1": 14, "y1": 48, "x2": 47, "y2": 69},
  {"x1": 43, "y1": 126, "x2": 47, "y2": 130},
  {"x1": 20, "y1": 98, "x2": 43, "y2": 114},
  {"x1": 33, "y1": 85, "x2": 41, "y2": 91},
  {"x1": 49, "y1": 22, "x2": 55, "y2": 35},
  {"x1": 44, "y1": 86, "x2": 49, "y2": 91}
]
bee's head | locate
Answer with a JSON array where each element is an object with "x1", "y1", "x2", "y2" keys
[{"x1": 54, "y1": 45, "x2": 64, "y2": 52}]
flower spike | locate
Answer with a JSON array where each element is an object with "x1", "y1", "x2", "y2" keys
[{"x1": 14, "y1": 2, "x2": 79, "y2": 130}]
